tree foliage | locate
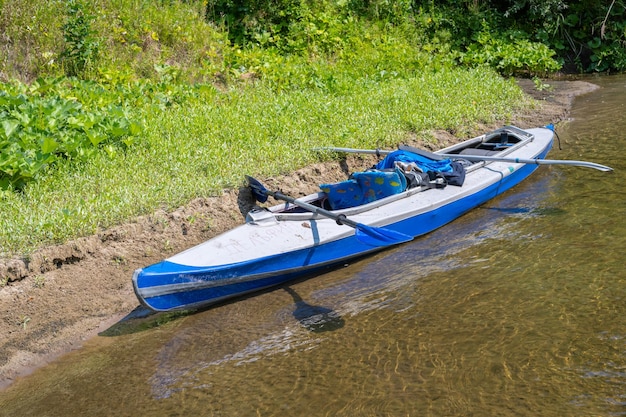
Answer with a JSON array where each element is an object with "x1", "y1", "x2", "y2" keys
[
  {"x1": 495, "y1": 0, "x2": 626, "y2": 72},
  {"x1": 204, "y1": 0, "x2": 626, "y2": 73},
  {"x1": 413, "y1": 0, "x2": 626, "y2": 72}
]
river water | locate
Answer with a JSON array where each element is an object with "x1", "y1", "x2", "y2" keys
[{"x1": 1, "y1": 75, "x2": 625, "y2": 416}]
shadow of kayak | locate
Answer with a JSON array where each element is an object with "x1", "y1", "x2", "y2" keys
[
  {"x1": 99, "y1": 285, "x2": 345, "y2": 337},
  {"x1": 283, "y1": 286, "x2": 345, "y2": 333}
]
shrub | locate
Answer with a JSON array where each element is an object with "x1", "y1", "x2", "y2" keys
[
  {"x1": 60, "y1": 0, "x2": 100, "y2": 77},
  {"x1": 459, "y1": 26, "x2": 562, "y2": 76}
]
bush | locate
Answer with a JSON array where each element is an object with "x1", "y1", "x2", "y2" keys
[
  {"x1": 495, "y1": 0, "x2": 626, "y2": 72},
  {"x1": 60, "y1": 0, "x2": 100, "y2": 77},
  {"x1": 459, "y1": 25, "x2": 562, "y2": 76}
]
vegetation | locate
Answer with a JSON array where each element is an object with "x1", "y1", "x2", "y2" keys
[
  {"x1": 60, "y1": 0, "x2": 100, "y2": 77},
  {"x1": 0, "y1": 78, "x2": 140, "y2": 189},
  {"x1": 0, "y1": 0, "x2": 623, "y2": 256},
  {"x1": 495, "y1": 0, "x2": 626, "y2": 73},
  {"x1": 0, "y1": 67, "x2": 529, "y2": 255}
]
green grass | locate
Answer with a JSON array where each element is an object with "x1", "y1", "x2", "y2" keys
[
  {"x1": 0, "y1": 66, "x2": 532, "y2": 256},
  {"x1": 1, "y1": 0, "x2": 544, "y2": 258}
]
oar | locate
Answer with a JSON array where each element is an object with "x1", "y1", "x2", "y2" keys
[
  {"x1": 314, "y1": 146, "x2": 613, "y2": 172},
  {"x1": 437, "y1": 153, "x2": 613, "y2": 172},
  {"x1": 246, "y1": 176, "x2": 413, "y2": 247}
]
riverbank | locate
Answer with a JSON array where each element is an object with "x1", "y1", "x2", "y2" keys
[{"x1": 0, "y1": 78, "x2": 599, "y2": 390}]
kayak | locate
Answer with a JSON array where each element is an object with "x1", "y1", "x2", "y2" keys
[{"x1": 133, "y1": 125, "x2": 555, "y2": 311}]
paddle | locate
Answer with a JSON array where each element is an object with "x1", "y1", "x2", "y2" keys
[
  {"x1": 438, "y1": 153, "x2": 613, "y2": 172},
  {"x1": 246, "y1": 176, "x2": 413, "y2": 247},
  {"x1": 314, "y1": 146, "x2": 613, "y2": 172}
]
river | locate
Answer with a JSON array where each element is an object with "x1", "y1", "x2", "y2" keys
[{"x1": 1, "y1": 75, "x2": 625, "y2": 416}]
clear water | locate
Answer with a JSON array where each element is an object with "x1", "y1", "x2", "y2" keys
[{"x1": 1, "y1": 75, "x2": 625, "y2": 416}]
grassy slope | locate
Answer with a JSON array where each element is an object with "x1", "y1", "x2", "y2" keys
[{"x1": 0, "y1": 1, "x2": 534, "y2": 257}]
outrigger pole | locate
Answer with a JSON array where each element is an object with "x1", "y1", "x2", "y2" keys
[{"x1": 314, "y1": 147, "x2": 613, "y2": 172}]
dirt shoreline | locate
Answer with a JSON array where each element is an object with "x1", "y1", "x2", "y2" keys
[{"x1": 0, "y1": 78, "x2": 599, "y2": 390}]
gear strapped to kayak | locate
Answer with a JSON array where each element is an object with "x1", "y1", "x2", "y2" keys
[
  {"x1": 376, "y1": 149, "x2": 466, "y2": 187},
  {"x1": 320, "y1": 149, "x2": 466, "y2": 210}
]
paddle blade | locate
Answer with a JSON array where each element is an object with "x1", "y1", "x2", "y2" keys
[
  {"x1": 355, "y1": 224, "x2": 413, "y2": 247},
  {"x1": 246, "y1": 175, "x2": 269, "y2": 203}
]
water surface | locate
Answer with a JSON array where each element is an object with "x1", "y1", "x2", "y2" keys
[{"x1": 1, "y1": 75, "x2": 625, "y2": 416}]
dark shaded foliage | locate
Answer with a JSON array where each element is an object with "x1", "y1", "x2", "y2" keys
[{"x1": 204, "y1": 0, "x2": 626, "y2": 73}]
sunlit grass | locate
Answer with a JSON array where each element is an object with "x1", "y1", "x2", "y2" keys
[{"x1": 0, "y1": 67, "x2": 531, "y2": 256}]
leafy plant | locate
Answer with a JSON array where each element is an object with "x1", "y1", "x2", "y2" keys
[
  {"x1": 459, "y1": 26, "x2": 562, "y2": 76},
  {"x1": 0, "y1": 78, "x2": 141, "y2": 190},
  {"x1": 60, "y1": 0, "x2": 100, "y2": 77},
  {"x1": 205, "y1": 0, "x2": 305, "y2": 45},
  {"x1": 33, "y1": 275, "x2": 46, "y2": 288},
  {"x1": 532, "y1": 76, "x2": 552, "y2": 92}
]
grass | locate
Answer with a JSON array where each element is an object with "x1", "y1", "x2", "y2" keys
[{"x1": 0, "y1": 66, "x2": 532, "y2": 256}]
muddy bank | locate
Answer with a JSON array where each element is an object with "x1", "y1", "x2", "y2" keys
[{"x1": 0, "y1": 79, "x2": 598, "y2": 389}]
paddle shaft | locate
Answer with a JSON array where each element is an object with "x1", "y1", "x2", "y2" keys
[
  {"x1": 246, "y1": 175, "x2": 413, "y2": 247},
  {"x1": 267, "y1": 189, "x2": 358, "y2": 227},
  {"x1": 314, "y1": 147, "x2": 613, "y2": 172},
  {"x1": 314, "y1": 147, "x2": 392, "y2": 156},
  {"x1": 438, "y1": 153, "x2": 612, "y2": 171}
]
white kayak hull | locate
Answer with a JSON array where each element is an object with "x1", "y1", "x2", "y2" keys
[{"x1": 133, "y1": 126, "x2": 554, "y2": 311}]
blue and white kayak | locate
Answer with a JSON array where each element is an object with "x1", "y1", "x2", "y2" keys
[{"x1": 133, "y1": 125, "x2": 555, "y2": 311}]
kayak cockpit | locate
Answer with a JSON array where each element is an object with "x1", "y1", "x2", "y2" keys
[{"x1": 439, "y1": 125, "x2": 534, "y2": 159}]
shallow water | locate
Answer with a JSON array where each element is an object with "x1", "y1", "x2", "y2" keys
[{"x1": 1, "y1": 75, "x2": 625, "y2": 416}]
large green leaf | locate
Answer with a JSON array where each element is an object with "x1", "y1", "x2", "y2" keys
[
  {"x1": 42, "y1": 137, "x2": 59, "y2": 154},
  {"x1": 2, "y1": 119, "x2": 19, "y2": 139},
  {"x1": 86, "y1": 129, "x2": 107, "y2": 146}
]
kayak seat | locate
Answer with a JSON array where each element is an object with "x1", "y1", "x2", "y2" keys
[
  {"x1": 353, "y1": 169, "x2": 407, "y2": 203},
  {"x1": 319, "y1": 179, "x2": 362, "y2": 210},
  {"x1": 320, "y1": 168, "x2": 407, "y2": 210}
]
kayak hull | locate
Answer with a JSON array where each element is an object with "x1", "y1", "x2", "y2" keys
[{"x1": 133, "y1": 126, "x2": 553, "y2": 311}]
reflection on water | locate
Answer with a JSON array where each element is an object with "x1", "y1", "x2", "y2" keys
[{"x1": 1, "y1": 75, "x2": 625, "y2": 416}]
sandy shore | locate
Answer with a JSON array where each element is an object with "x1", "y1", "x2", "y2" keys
[{"x1": 0, "y1": 78, "x2": 599, "y2": 390}]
